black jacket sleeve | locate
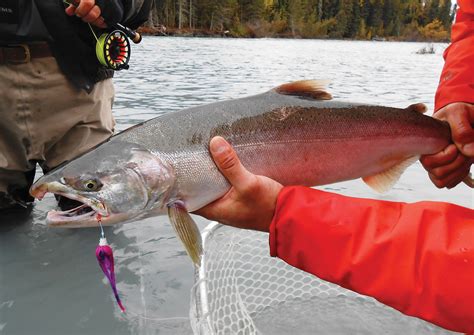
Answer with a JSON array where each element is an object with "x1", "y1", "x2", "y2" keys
[
  {"x1": 95, "y1": 0, "x2": 124, "y2": 25},
  {"x1": 122, "y1": 0, "x2": 153, "y2": 29},
  {"x1": 96, "y1": 0, "x2": 152, "y2": 28}
]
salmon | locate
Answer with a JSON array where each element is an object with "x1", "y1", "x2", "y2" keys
[{"x1": 30, "y1": 80, "x2": 456, "y2": 265}]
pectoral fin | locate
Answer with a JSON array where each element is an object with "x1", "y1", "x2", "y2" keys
[
  {"x1": 363, "y1": 156, "x2": 419, "y2": 193},
  {"x1": 167, "y1": 202, "x2": 203, "y2": 266}
]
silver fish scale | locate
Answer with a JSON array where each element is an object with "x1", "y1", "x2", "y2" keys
[{"x1": 162, "y1": 149, "x2": 230, "y2": 212}]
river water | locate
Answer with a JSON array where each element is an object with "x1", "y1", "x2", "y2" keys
[{"x1": 0, "y1": 37, "x2": 472, "y2": 335}]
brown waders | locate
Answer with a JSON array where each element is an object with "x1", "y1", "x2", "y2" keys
[{"x1": 0, "y1": 54, "x2": 115, "y2": 213}]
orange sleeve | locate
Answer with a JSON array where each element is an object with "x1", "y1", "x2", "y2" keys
[
  {"x1": 269, "y1": 186, "x2": 474, "y2": 333},
  {"x1": 435, "y1": 0, "x2": 474, "y2": 111}
]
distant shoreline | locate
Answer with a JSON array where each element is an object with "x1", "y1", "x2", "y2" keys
[{"x1": 138, "y1": 26, "x2": 450, "y2": 43}]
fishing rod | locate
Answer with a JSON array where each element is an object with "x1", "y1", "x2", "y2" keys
[{"x1": 63, "y1": 0, "x2": 142, "y2": 70}]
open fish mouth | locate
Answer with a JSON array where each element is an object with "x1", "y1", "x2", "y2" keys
[
  {"x1": 45, "y1": 192, "x2": 108, "y2": 226},
  {"x1": 47, "y1": 203, "x2": 97, "y2": 222},
  {"x1": 30, "y1": 181, "x2": 108, "y2": 226}
]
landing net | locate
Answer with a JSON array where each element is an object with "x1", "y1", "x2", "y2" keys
[{"x1": 190, "y1": 222, "x2": 458, "y2": 335}]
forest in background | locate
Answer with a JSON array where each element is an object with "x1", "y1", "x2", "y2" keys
[{"x1": 142, "y1": 0, "x2": 456, "y2": 41}]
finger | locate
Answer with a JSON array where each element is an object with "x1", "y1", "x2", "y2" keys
[
  {"x1": 435, "y1": 172, "x2": 468, "y2": 189},
  {"x1": 209, "y1": 136, "x2": 254, "y2": 190},
  {"x1": 446, "y1": 178, "x2": 464, "y2": 189},
  {"x1": 91, "y1": 16, "x2": 107, "y2": 28},
  {"x1": 82, "y1": 5, "x2": 101, "y2": 23},
  {"x1": 193, "y1": 199, "x2": 222, "y2": 219},
  {"x1": 75, "y1": 0, "x2": 95, "y2": 18},
  {"x1": 428, "y1": 160, "x2": 471, "y2": 189},
  {"x1": 448, "y1": 110, "x2": 474, "y2": 156},
  {"x1": 193, "y1": 186, "x2": 239, "y2": 222},
  {"x1": 65, "y1": 5, "x2": 76, "y2": 16},
  {"x1": 462, "y1": 172, "x2": 474, "y2": 188},
  {"x1": 429, "y1": 152, "x2": 469, "y2": 180},
  {"x1": 420, "y1": 144, "x2": 458, "y2": 170}
]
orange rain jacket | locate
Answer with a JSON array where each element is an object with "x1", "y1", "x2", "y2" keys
[
  {"x1": 269, "y1": 187, "x2": 473, "y2": 333},
  {"x1": 435, "y1": 0, "x2": 474, "y2": 111},
  {"x1": 269, "y1": 4, "x2": 474, "y2": 333}
]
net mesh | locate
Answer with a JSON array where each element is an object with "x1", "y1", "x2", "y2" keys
[{"x1": 190, "y1": 223, "x2": 459, "y2": 335}]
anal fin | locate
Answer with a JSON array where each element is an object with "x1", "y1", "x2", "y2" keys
[
  {"x1": 168, "y1": 202, "x2": 203, "y2": 266},
  {"x1": 363, "y1": 156, "x2": 419, "y2": 193}
]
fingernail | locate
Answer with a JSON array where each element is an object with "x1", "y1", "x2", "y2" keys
[
  {"x1": 463, "y1": 143, "x2": 474, "y2": 156},
  {"x1": 211, "y1": 137, "x2": 228, "y2": 155}
]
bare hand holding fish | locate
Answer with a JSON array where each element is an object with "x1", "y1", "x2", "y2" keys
[
  {"x1": 194, "y1": 136, "x2": 282, "y2": 232},
  {"x1": 421, "y1": 102, "x2": 474, "y2": 188}
]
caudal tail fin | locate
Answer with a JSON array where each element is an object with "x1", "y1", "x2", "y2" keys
[{"x1": 463, "y1": 173, "x2": 474, "y2": 188}]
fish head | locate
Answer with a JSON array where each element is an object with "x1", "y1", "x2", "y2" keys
[{"x1": 30, "y1": 141, "x2": 174, "y2": 227}]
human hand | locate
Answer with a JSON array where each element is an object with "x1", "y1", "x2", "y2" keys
[
  {"x1": 421, "y1": 102, "x2": 474, "y2": 188},
  {"x1": 193, "y1": 137, "x2": 283, "y2": 232},
  {"x1": 65, "y1": 0, "x2": 107, "y2": 28}
]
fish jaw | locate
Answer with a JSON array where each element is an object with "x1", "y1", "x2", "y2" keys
[
  {"x1": 46, "y1": 210, "x2": 133, "y2": 228},
  {"x1": 31, "y1": 178, "x2": 147, "y2": 228},
  {"x1": 30, "y1": 172, "x2": 151, "y2": 228}
]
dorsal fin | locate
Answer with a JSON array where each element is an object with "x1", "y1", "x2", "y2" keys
[
  {"x1": 275, "y1": 80, "x2": 332, "y2": 100},
  {"x1": 363, "y1": 156, "x2": 419, "y2": 193}
]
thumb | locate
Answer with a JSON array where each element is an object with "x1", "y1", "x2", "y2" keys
[
  {"x1": 209, "y1": 136, "x2": 253, "y2": 189},
  {"x1": 450, "y1": 112, "x2": 474, "y2": 157}
]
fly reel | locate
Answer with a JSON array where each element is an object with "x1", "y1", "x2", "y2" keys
[
  {"x1": 96, "y1": 30, "x2": 131, "y2": 70},
  {"x1": 63, "y1": 0, "x2": 140, "y2": 70}
]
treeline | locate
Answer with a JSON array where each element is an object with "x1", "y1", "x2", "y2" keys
[{"x1": 143, "y1": 0, "x2": 456, "y2": 41}]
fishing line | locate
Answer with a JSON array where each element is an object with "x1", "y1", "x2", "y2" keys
[
  {"x1": 97, "y1": 212, "x2": 105, "y2": 239},
  {"x1": 136, "y1": 232, "x2": 149, "y2": 322},
  {"x1": 122, "y1": 311, "x2": 189, "y2": 322}
]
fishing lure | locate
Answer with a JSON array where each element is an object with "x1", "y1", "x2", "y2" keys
[{"x1": 95, "y1": 214, "x2": 126, "y2": 313}]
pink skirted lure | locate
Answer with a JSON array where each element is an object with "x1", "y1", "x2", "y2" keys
[{"x1": 96, "y1": 237, "x2": 126, "y2": 313}]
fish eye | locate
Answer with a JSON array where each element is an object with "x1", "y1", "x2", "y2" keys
[{"x1": 83, "y1": 179, "x2": 102, "y2": 192}]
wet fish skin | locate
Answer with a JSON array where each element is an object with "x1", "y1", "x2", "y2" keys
[{"x1": 30, "y1": 81, "x2": 453, "y2": 264}]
